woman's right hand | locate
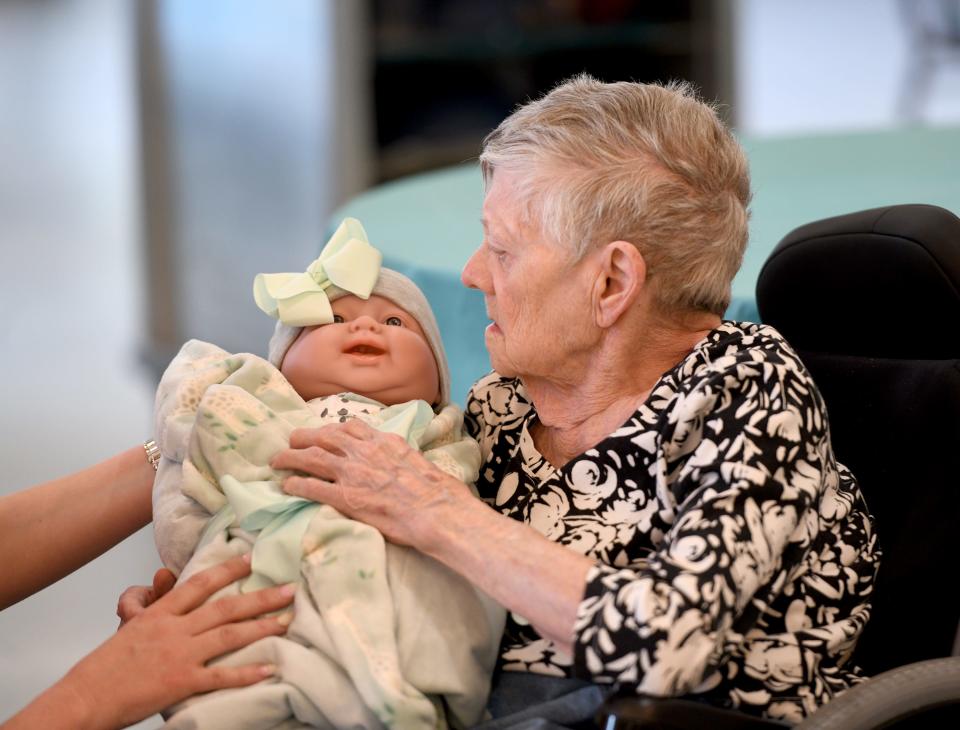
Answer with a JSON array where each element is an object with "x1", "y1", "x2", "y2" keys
[
  {"x1": 116, "y1": 567, "x2": 177, "y2": 627},
  {"x1": 3, "y1": 554, "x2": 295, "y2": 730}
]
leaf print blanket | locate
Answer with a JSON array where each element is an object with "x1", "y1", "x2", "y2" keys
[{"x1": 152, "y1": 340, "x2": 504, "y2": 730}]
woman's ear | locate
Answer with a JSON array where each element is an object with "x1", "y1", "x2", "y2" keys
[{"x1": 592, "y1": 241, "x2": 646, "y2": 328}]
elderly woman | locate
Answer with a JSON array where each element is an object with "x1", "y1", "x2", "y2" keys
[{"x1": 272, "y1": 75, "x2": 879, "y2": 726}]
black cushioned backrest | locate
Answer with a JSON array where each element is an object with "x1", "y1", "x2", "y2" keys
[
  {"x1": 756, "y1": 204, "x2": 960, "y2": 676},
  {"x1": 756, "y1": 204, "x2": 960, "y2": 359}
]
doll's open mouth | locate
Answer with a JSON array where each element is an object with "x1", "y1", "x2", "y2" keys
[{"x1": 345, "y1": 344, "x2": 385, "y2": 356}]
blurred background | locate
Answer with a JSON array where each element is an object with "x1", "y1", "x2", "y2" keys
[{"x1": 2, "y1": 0, "x2": 959, "y2": 724}]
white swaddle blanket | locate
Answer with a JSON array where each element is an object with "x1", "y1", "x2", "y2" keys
[{"x1": 152, "y1": 340, "x2": 505, "y2": 729}]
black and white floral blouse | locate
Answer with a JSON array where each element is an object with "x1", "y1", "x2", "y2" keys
[{"x1": 465, "y1": 321, "x2": 879, "y2": 723}]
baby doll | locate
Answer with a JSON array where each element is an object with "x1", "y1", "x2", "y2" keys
[{"x1": 151, "y1": 219, "x2": 504, "y2": 730}]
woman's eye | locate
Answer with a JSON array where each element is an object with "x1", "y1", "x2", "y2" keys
[
  {"x1": 332, "y1": 314, "x2": 344, "y2": 323},
  {"x1": 385, "y1": 316, "x2": 403, "y2": 327},
  {"x1": 488, "y1": 245, "x2": 507, "y2": 264}
]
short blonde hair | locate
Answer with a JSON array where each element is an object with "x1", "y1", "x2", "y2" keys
[{"x1": 480, "y1": 74, "x2": 751, "y2": 316}]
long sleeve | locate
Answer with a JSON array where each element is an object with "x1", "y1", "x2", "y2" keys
[
  {"x1": 465, "y1": 372, "x2": 533, "y2": 505},
  {"x1": 466, "y1": 324, "x2": 878, "y2": 721},
  {"x1": 571, "y1": 352, "x2": 871, "y2": 700}
]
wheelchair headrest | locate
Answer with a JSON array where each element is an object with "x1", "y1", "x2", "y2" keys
[{"x1": 756, "y1": 204, "x2": 960, "y2": 359}]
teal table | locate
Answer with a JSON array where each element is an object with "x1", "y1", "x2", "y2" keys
[{"x1": 331, "y1": 126, "x2": 960, "y2": 404}]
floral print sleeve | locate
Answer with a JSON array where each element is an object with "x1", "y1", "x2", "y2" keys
[
  {"x1": 468, "y1": 323, "x2": 879, "y2": 723},
  {"x1": 466, "y1": 372, "x2": 533, "y2": 505}
]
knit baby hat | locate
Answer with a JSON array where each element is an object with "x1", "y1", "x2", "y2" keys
[{"x1": 255, "y1": 220, "x2": 450, "y2": 407}]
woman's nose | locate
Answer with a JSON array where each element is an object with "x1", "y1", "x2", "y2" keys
[
  {"x1": 349, "y1": 315, "x2": 380, "y2": 332},
  {"x1": 461, "y1": 245, "x2": 491, "y2": 293}
]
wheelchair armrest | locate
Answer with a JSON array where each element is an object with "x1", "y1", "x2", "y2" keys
[
  {"x1": 795, "y1": 656, "x2": 960, "y2": 730},
  {"x1": 598, "y1": 657, "x2": 960, "y2": 730},
  {"x1": 597, "y1": 695, "x2": 789, "y2": 730}
]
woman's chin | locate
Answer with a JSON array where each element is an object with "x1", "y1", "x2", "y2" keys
[
  {"x1": 484, "y1": 325, "x2": 522, "y2": 377},
  {"x1": 487, "y1": 351, "x2": 518, "y2": 379}
]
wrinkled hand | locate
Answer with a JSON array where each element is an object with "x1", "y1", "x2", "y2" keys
[
  {"x1": 116, "y1": 567, "x2": 177, "y2": 627},
  {"x1": 271, "y1": 420, "x2": 472, "y2": 548},
  {"x1": 60, "y1": 554, "x2": 295, "y2": 730}
]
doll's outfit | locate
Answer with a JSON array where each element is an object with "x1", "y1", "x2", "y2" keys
[{"x1": 151, "y1": 221, "x2": 504, "y2": 729}]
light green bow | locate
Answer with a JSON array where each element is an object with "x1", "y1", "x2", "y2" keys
[{"x1": 253, "y1": 217, "x2": 382, "y2": 327}]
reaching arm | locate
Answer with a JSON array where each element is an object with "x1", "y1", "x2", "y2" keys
[
  {"x1": 270, "y1": 347, "x2": 873, "y2": 700},
  {"x1": 272, "y1": 419, "x2": 594, "y2": 653},
  {"x1": 2, "y1": 554, "x2": 294, "y2": 730},
  {"x1": 0, "y1": 445, "x2": 154, "y2": 611},
  {"x1": 417, "y1": 478, "x2": 594, "y2": 653}
]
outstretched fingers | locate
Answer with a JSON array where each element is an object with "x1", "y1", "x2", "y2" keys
[
  {"x1": 193, "y1": 610, "x2": 292, "y2": 663},
  {"x1": 281, "y1": 474, "x2": 345, "y2": 510},
  {"x1": 271, "y1": 442, "x2": 345, "y2": 480},
  {"x1": 288, "y1": 419, "x2": 372, "y2": 450},
  {"x1": 187, "y1": 581, "x2": 297, "y2": 634},
  {"x1": 159, "y1": 554, "x2": 254, "y2": 616},
  {"x1": 192, "y1": 661, "x2": 280, "y2": 694}
]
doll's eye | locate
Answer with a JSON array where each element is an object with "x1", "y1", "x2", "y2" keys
[
  {"x1": 385, "y1": 316, "x2": 403, "y2": 327},
  {"x1": 332, "y1": 314, "x2": 344, "y2": 323}
]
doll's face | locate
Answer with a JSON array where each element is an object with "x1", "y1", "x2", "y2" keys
[{"x1": 280, "y1": 295, "x2": 441, "y2": 406}]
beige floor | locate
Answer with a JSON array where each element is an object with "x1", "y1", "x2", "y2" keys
[{"x1": 0, "y1": 1, "x2": 160, "y2": 725}]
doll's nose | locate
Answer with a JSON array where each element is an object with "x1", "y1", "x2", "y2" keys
[{"x1": 349, "y1": 315, "x2": 380, "y2": 332}]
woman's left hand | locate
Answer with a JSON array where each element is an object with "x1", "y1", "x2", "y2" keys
[{"x1": 271, "y1": 420, "x2": 472, "y2": 550}]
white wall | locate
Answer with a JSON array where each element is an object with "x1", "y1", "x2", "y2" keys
[
  {"x1": 733, "y1": 0, "x2": 960, "y2": 135},
  {"x1": 155, "y1": 0, "x2": 373, "y2": 358},
  {"x1": 0, "y1": 1, "x2": 372, "y2": 725},
  {"x1": 0, "y1": 1, "x2": 157, "y2": 726}
]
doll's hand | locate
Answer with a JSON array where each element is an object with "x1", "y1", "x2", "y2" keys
[{"x1": 117, "y1": 567, "x2": 177, "y2": 627}]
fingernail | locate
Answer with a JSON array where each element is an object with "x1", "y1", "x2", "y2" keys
[
  {"x1": 259, "y1": 663, "x2": 277, "y2": 677},
  {"x1": 279, "y1": 582, "x2": 298, "y2": 597},
  {"x1": 276, "y1": 611, "x2": 295, "y2": 627},
  {"x1": 241, "y1": 553, "x2": 252, "y2": 564}
]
